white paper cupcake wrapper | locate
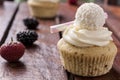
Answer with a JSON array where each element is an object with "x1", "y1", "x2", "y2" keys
[{"x1": 60, "y1": 51, "x2": 116, "y2": 76}]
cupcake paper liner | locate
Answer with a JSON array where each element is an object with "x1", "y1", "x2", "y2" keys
[
  {"x1": 58, "y1": 39, "x2": 117, "y2": 77},
  {"x1": 60, "y1": 51, "x2": 116, "y2": 76}
]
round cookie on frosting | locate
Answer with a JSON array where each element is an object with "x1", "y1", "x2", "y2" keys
[
  {"x1": 28, "y1": 0, "x2": 59, "y2": 18},
  {"x1": 74, "y1": 3, "x2": 106, "y2": 30},
  {"x1": 57, "y1": 3, "x2": 117, "y2": 77}
]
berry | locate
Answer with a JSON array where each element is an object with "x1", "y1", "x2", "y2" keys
[
  {"x1": 68, "y1": 0, "x2": 78, "y2": 5},
  {"x1": 23, "y1": 18, "x2": 39, "y2": 29},
  {"x1": 0, "y1": 42, "x2": 25, "y2": 62},
  {"x1": 17, "y1": 30, "x2": 38, "y2": 46}
]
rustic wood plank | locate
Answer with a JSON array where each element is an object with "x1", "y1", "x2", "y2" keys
[
  {"x1": 107, "y1": 5, "x2": 120, "y2": 18},
  {"x1": 103, "y1": 5, "x2": 120, "y2": 41},
  {"x1": 58, "y1": 3, "x2": 77, "y2": 23},
  {"x1": 105, "y1": 9, "x2": 120, "y2": 78},
  {"x1": 106, "y1": 11, "x2": 120, "y2": 41},
  {"x1": 0, "y1": 3, "x2": 68, "y2": 80},
  {"x1": 0, "y1": 1, "x2": 18, "y2": 45}
]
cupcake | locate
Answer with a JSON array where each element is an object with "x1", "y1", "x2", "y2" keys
[
  {"x1": 28, "y1": 0, "x2": 59, "y2": 18},
  {"x1": 57, "y1": 3, "x2": 117, "y2": 77}
]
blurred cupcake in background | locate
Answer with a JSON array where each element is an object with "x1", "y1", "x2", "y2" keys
[{"x1": 28, "y1": 0, "x2": 60, "y2": 18}]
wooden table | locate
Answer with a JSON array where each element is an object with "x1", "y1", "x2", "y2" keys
[
  {"x1": 0, "y1": 2, "x2": 18, "y2": 45},
  {"x1": 0, "y1": 1, "x2": 120, "y2": 80}
]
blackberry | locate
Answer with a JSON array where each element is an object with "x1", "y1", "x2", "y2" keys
[
  {"x1": 17, "y1": 30, "x2": 38, "y2": 46},
  {"x1": 23, "y1": 18, "x2": 39, "y2": 29}
]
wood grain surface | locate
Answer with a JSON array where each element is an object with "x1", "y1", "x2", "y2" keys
[
  {"x1": 0, "y1": 2, "x2": 120, "y2": 80},
  {"x1": 0, "y1": 1, "x2": 18, "y2": 45},
  {"x1": 0, "y1": 3, "x2": 68, "y2": 80},
  {"x1": 106, "y1": 12, "x2": 120, "y2": 41},
  {"x1": 58, "y1": 3, "x2": 77, "y2": 23}
]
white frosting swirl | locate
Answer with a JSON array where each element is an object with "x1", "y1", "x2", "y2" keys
[
  {"x1": 63, "y1": 26, "x2": 113, "y2": 47},
  {"x1": 62, "y1": 3, "x2": 113, "y2": 47}
]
